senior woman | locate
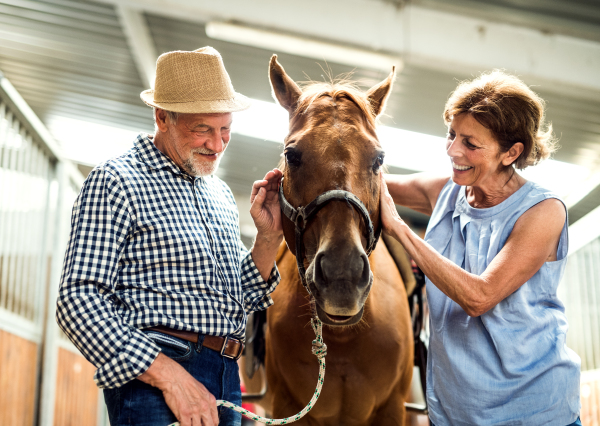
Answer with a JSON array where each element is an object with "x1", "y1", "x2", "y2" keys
[{"x1": 380, "y1": 71, "x2": 581, "y2": 425}]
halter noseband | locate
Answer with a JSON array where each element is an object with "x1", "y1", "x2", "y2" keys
[{"x1": 278, "y1": 177, "x2": 382, "y2": 294}]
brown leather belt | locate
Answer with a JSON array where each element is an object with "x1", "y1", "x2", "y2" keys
[{"x1": 147, "y1": 326, "x2": 244, "y2": 360}]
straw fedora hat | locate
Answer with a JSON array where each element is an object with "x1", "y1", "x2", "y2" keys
[{"x1": 140, "y1": 46, "x2": 251, "y2": 114}]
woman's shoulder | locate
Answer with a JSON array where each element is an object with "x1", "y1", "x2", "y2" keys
[{"x1": 517, "y1": 180, "x2": 566, "y2": 218}]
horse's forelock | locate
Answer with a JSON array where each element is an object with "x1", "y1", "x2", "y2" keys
[{"x1": 293, "y1": 81, "x2": 377, "y2": 128}]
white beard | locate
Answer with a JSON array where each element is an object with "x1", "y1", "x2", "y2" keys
[{"x1": 183, "y1": 148, "x2": 223, "y2": 177}]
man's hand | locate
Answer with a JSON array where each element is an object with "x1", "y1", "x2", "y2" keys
[
  {"x1": 250, "y1": 169, "x2": 284, "y2": 280},
  {"x1": 137, "y1": 353, "x2": 219, "y2": 426},
  {"x1": 250, "y1": 168, "x2": 283, "y2": 237}
]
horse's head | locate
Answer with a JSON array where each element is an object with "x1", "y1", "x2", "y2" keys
[{"x1": 270, "y1": 55, "x2": 395, "y2": 326}]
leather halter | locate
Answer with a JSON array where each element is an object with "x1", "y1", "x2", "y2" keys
[{"x1": 278, "y1": 176, "x2": 382, "y2": 295}]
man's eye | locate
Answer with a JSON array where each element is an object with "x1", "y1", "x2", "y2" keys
[
  {"x1": 447, "y1": 132, "x2": 456, "y2": 140},
  {"x1": 284, "y1": 150, "x2": 302, "y2": 167}
]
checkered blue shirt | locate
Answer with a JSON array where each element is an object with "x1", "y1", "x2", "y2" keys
[{"x1": 56, "y1": 133, "x2": 280, "y2": 389}]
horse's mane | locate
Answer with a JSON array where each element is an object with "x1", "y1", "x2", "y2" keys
[{"x1": 293, "y1": 78, "x2": 377, "y2": 129}]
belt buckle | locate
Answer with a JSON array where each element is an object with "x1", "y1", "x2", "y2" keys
[{"x1": 220, "y1": 336, "x2": 243, "y2": 361}]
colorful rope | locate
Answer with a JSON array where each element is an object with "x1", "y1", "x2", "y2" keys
[{"x1": 169, "y1": 317, "x2": 327, "y2": 426}]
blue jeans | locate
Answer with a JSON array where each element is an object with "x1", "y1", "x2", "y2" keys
[
  {"x1": 104, "y1": 331, "x2": 242, "y2": 426},
  {"x1": 430, "y1": 418, "x2": 582, "y2": 426}
]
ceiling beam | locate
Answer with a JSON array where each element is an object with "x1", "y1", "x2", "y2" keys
[
  {"x1": 97, "y1": 0, "x2": 600, "y2": 98},
  {"x1": 116, "y1": 5, "x2": 157, "y2": 89}
]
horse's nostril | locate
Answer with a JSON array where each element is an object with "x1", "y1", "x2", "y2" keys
[
  {"x1": 360, "y1": 253, "x2": 371, "y2": 287},
  {"x1": 314, "y1": 249, "x2": 370, "y2": 288},
  {"x1": 314, "y1": 252, "x2": 325, "y2": 285}
]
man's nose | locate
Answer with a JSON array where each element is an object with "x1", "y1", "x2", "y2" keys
[{"x1": 206, "y1": 131, "x2": 228, "y2": 153}]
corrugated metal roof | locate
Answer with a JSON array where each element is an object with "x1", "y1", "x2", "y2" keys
[
  {"x1": 0, "y1": 0, "x2": 151, "y2": 130},
  {"x1": 0, "y1": 0, "x2": 599, "y2": 222}
]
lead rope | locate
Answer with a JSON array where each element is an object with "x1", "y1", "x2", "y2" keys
[{"x1": 169, "y1": 317, "x2": 327, "y2": 426}]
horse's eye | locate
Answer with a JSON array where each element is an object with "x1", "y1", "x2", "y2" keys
[
  {"x1": 373, "y1": 154, "x2": 385, "y2": 172},
  {"x1": 285, "y1": 150, "x2": 302, "y2": 167}
]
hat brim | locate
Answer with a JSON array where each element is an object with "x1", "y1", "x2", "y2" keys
[{"x1": 140, "y1": 89, "x2": 251, "y2": 114}]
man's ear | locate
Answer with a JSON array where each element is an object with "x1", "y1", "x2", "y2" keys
[
  {"x1": 155, "y1": 108, "x2": 170, "y2": 132},
  {"x1": 503, "y1": 142, "x2": 524, "y2": 166}
]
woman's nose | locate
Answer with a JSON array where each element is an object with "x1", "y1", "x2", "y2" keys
[{"x1": 446, "y1": 138, "x2": 460, "y2": 157}]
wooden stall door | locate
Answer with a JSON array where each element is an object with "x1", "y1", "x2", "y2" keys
[
  {"x1": 581, "y1": 370, "x2": 600, "y2": 426},
  {"x1": 0, "y1": 329, "x2": 38, "y2": 425},
  {"x1": 54, "y1": 347, "x2": 99, "y2": 426}
]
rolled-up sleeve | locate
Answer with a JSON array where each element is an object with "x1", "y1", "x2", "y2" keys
[
  {"x1": 239, "y1": 241, "x2": 280, "y2": 313},
  {"x1": 56, "y1": 167, "x2": 160, "y2": 389}
]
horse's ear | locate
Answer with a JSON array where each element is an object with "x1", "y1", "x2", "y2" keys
[
  {"x1": 269, "y1": 55, "x2": 302, "y2": 114},
  {"x1": 366, "y1": 66, "x2": 396, "y2": 117}
]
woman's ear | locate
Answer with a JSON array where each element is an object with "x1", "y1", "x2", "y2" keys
[{"x1": 503, "y1": 142, "x2": 524, "y2": 166}]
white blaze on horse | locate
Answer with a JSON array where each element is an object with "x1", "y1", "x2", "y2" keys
[{"x1": 242, "y1": 56, "x2": 414, "y2": 426}]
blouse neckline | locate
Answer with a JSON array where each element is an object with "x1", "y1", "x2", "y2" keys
[{"x1": 455, "y1": 180, "x2": 534, "y2": 219}]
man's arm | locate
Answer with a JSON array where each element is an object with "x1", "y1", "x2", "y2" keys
[
  {"x1": 249, "y1": 168, "x2": 284, "y2": 280},
  {"x1": 56, "y1": 167, "x2": 161, "y2": 389},
  {"x1": 57, "y1": 167, "x2": 219, "y2": 426},
  {"x1": 237, "y1": 169, "x2": 283, "y2": 313}
]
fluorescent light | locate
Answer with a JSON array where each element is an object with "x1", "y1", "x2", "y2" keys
[
  {"x1": 46, "y1": 116, "x2": 141, "y2": 166},
  {"x1": 50, "y1": 100, "x2": 591, "y2": 202},
  {"x1": 232, "y1": 99, "x2": 591, "y2": 199},
  {"x1": 232, "y1": 98, "x2": 289, "y2": 143},
  {"x1": 206, "y1": 22, "x2": 402, "y2": 72}
]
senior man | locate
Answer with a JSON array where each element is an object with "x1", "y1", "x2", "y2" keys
[{"x1": 56, "y1": 47, "x2": 283, "y2": 426}]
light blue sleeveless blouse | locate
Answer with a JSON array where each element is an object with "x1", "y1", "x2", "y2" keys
[{"x1": 425, "y1": 179, "x2": 581, "y2": 426}]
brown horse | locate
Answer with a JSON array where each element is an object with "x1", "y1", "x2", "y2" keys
[{"x1": 243, "y1": 56, "x2": 413, "y2": 426}]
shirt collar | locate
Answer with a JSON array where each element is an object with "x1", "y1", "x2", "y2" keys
[{"x1": 134, "y1": 133, "x2": 190, "y2": 177}]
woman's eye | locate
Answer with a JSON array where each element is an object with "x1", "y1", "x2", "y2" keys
[
  {"x1": 285, "y1": 150, "x2": 302, "y2": 167},
  {"x1": 447, "y1": 132, "x2": 456, "y2": 140},
  {"x1": 465, "y1": 140, "x2": 477, "y2": 149}
]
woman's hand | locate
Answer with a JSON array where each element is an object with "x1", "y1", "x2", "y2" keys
[{"x1": 380, "y1": 172, "x2": 405, "y2": 240}]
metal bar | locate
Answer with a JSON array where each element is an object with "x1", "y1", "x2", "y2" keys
[
  {"x1": 33, "y1": 151, "x2": 52, "y2": 326},
  {"x1": 587, "y1": 240, "x2": 600, "y2": 369},
  {"x1": 0, "y1": 72, "x2": 61, "y2": 163},
  {"x1": 6, "y1": 121, "x2": 24, "y2": 315},
  {"x1": 32, "y1": 153, "x2": 56, "y2": 426},
  {"x1": 39, "y1": 160, "x2": 66, "y2": 426},
  {"x1": 13, "y1": 129, "x2": 32, "y2": 318},
  {"x1": 3, "y1": 116, "x2": 20, "y2": 313},
  {"x1": 0, "y1": 104, "x2": 8, "y2": 309},
  {"x1": 23, "y1": 139, "x2": 39, "y2": 321}
]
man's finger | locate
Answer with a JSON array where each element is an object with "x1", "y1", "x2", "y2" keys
[
  {"x1": 251, "y1": 180, "x2": 268, "y2": 203},
  {"x1": 210, "y1": 403, "x2": 219, "y2": 425},
  {"x1": 251, "y1": 187, "x2": 267, "y2": 212}
]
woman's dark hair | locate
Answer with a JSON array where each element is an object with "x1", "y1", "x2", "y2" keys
[{"x1": 443, "y1": 70, "x2": 557, "y2": 169}]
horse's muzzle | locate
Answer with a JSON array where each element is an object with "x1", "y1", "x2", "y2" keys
[{"x1": 307, "y1": 250, "x2": 373, "y2": 326}]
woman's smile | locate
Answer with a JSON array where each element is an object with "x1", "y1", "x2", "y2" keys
[{"x1": 452, "y1": 161, "x2": 473, "y2": 172}]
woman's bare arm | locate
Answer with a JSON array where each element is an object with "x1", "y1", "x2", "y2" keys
[
  {"x1": 380, "y1": 174, "x2": 566, "y2": 316},
  {"x1": 384, "y1": 172, "x2": 450, "y2": 216}
]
